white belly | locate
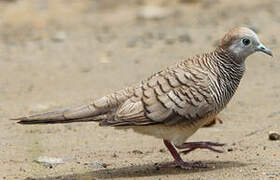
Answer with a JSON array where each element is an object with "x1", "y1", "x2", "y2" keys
[{"x1": 117, "y1": 116, "x2": 214, "y2": 146}]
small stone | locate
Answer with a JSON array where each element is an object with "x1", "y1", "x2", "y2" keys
[
  {"x1": 138, "y1": 6, "x2": 173, "y2": 20},
  {"x1": 35, "y1": 156, "x2": 73, "y2": 168},
  {"x1": 132, "y1": 150, "x2": 143, "y2": 154},
  {"x1": 52, "y1": 31, "x2": 67, "y2": 42},
  {"x1": 159, "y1": 148, "x2": 166, "y2": 153},
  {"x1": 227, "y1": 148, "x2": 233, "y2": 152},
  {"x1": 36, "y1": 156, "x2": 65, "y2": 164},
  {"x1": 85, "y1": 162, "x2": 107, "y2": 169},
  {"x1": 269, "y1": 131, "x2": 280, "y2": 141}
]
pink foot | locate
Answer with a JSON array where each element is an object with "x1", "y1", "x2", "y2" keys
[
  {"x1": 176, "y1": 141, "x2": 225, "y2": 154},
  {"x1": 160, "y1": 140, "x2": 209, "y2": 169}
]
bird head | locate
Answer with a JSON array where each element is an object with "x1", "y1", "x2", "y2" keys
[{"x1": 219, "y1": 27, "x2": 272, "y2": 61}]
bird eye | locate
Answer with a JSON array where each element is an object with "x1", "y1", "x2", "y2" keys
[{"x1": 242, "y1": 38, "x2": 251, "y2": 46}]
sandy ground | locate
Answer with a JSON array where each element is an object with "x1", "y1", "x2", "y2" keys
[{"x1": 0, "y1": 0, "x2": 280, "y2": 179}]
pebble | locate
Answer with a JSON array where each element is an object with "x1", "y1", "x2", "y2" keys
[
  {"x1": 52, "y1": 31, "x2": 67, "y2": 42},
  {"x1": 85, "y1": 161, "x2": 107, "y2": 169},
  {"x1": 268, "y1": 131, "x2": 280, "y2": 140},
  {"x1": 138, "y1": 6, "x2": 173, "y2": 20},
  {"x1": 132, "y1": 149, "x2": 143, "y2": 154},
  {"x1": 227, "y1": 148, "x2": 233, "y2": 152},
  {"x1": 159, "y1": 148, "x2": 166, "y2": 153},
  {"x1": 35, "y1": 156, "x2": 73, "y2": 168},
  {"x1": 36, "y1": 156, "x2": 66, "y2": 164}
]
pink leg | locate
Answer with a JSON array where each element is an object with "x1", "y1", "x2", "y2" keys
[
  {"x1": 160, "y1": 140, "x2": 207, "y2": 169},
  {"x1": 176, "y1": 141, "x2": 225, "y2": 154}
]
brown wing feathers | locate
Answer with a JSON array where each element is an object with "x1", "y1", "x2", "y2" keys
[{"x1": 13, "y1": 58, "x2": 215, "y2": 127}]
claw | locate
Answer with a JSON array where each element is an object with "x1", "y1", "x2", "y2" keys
[
  {"x1": 176, "y1": 141, "x2": 225, "y2": 154},
  {"x1": 162, "y1": 140, "x2": 210, "y2": 170}
]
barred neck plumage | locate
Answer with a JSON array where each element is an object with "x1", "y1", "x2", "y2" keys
[{"x1": 201, "y1": 47, "x2": 246, "y2": 111}]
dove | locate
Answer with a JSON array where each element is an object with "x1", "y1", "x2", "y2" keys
[{"x1": 12, "y1": 27, "x2": 272, "y2": 169}]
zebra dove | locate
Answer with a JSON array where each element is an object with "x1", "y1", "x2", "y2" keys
[{"x1": 12, "y1": 27, "x2": 272, "y2": 169}]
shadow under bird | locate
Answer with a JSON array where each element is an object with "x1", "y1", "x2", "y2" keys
[{"x1": 12, "y1": 27, "x2": 273, "y2": 169}]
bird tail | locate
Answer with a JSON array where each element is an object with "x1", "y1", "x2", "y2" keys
[
  {"x1": 11, "y1": 87, "x2": 134, "y2": 125},
  {"x1": 11, "y1": 104, "x2": 107, "y2": 124}
]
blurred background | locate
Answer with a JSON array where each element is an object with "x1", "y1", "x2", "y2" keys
[{"x1": 0, "y1": 0, "x2": 279, "y2": 179}]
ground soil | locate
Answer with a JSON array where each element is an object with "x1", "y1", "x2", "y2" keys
[{"x1": 0, "y1": 0, "x2": 279, "y2": 179}]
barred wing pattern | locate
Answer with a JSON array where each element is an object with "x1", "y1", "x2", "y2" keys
[{"x1": 100, "y1": 61, "x2": 216, "y2": 127}]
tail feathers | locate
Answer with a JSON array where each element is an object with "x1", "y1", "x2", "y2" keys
[
  {"x1": 11, "y1": 104, "x2": 107, "y2": 124},
  {"x1": 12, "y1": 87, "x2": 135, "y2": 125}
]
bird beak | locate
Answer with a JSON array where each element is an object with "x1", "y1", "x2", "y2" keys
[{"x1": 256, "y1": 44, "x2": 273, "y2": 56}]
